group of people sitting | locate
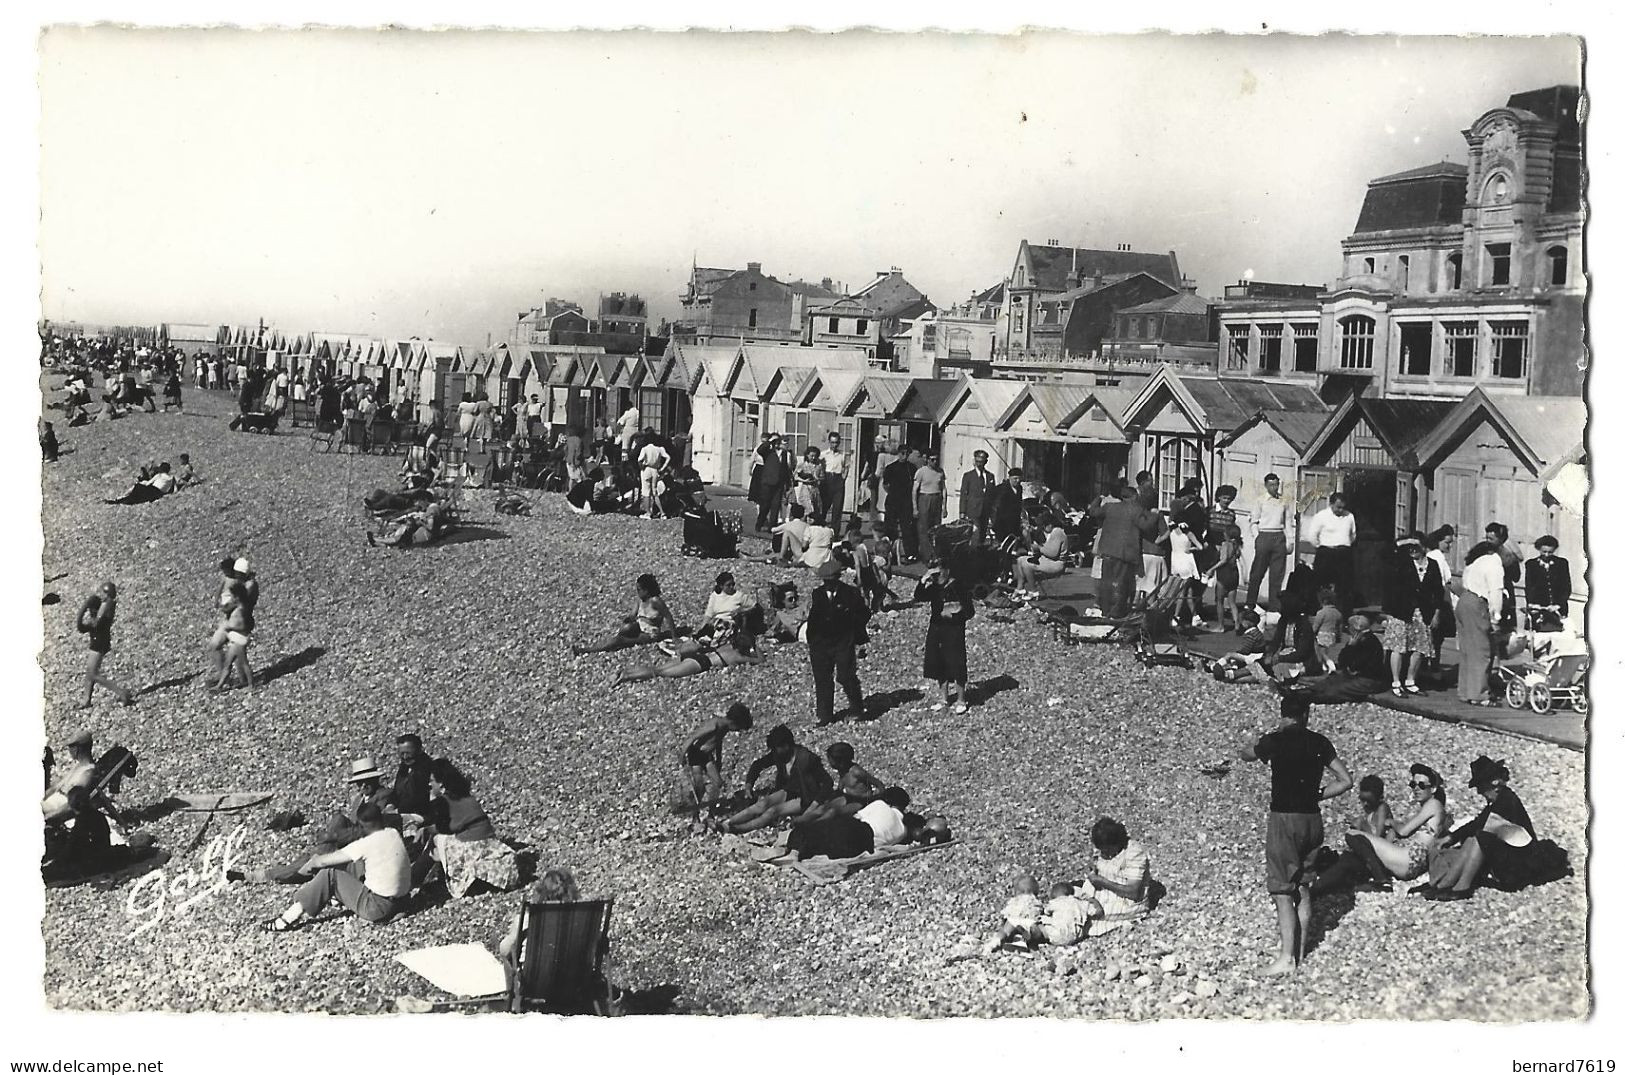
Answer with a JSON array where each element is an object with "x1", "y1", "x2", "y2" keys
[
  {"x1": 365, "y1": 457, "x2": 457, "y2": 548},
  {"x1": 679, "y1": 708, "x2": 951, "y2": 856},
  {"x1": 560, "y1": 428, "x2": 706, "y2": 521},
  {"x1": 959, "y1": 818, "x2": 1154, "y2": 957},
  {"x1": 242, "y1": 734, "x2": 521, "y2": 932},
  {"x1": 104, "y1": 454, "x2": 198, "y2": 504},
  {"x1": 1305, "y1": 753, "x2": 1569, "y2": 903}
]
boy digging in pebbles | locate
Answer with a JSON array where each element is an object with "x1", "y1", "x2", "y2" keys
[
  {"x1": 682, "y1": 702, "x2": 753, "y2": 833},
  {"x1": 1239, "y1": 695, "x2": 1352, "y2": 976}
]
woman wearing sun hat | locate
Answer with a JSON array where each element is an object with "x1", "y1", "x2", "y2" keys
[{"x1": 1419, "y1": 755, "x2": 1553, "y2": 901}]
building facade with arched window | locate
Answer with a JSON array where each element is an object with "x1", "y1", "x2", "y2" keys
[{"x1": 1214, "y1": 85, "x2": 1584, "y2": 401}]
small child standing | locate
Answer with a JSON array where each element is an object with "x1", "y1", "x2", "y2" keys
[
  {"x1": 683, "y1": 702, "x2": 753, "y2": 823},
  {"x1": 1210, "y1": 523, "x2": 1243, "y2": 633},
  {"x1": 1312, "y1": 585, "x2": 1344, "y2": 670}
]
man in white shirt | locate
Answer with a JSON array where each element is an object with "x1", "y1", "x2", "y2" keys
[
  {"x1": 638, "y1": 436, "x2": 671, "y2": 518},
  {"x1": 1456, "y1": 541, "x2": 1505, "y2": 706},
  {"x1": 1246, "y1": 473, "x2": 1292, "y2": 607},
  {"x1": 1306, "y1": 493, "x2": 1358, "y2": 611},
  {"x1": 263, "y1": 804, "x2": 410, "y2": 931},
  {"x1": 617, "y1": 405, "x2": 641, "y2": 456},
  {"x1": 821, "y1": 432, "x2": 849, "y2": 525}
]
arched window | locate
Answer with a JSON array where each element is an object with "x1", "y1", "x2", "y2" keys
[
  {"x1": 1548, "y1": 246, "x2": 1569, "y2": 287},
  {"x1": 1338, "y1": 314, "x2": 1376, "y2": 370},
  {"x1": 1446, "y1": 252, "x2": 1463, "y2": 290}
]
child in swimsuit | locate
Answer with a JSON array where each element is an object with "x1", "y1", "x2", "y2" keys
[
  {"x1": 683, "y1": 702, "x2": 753, "y2": 822},
  {"x1": 795, "y1": 742, "x2": 886, "y2": 823}
]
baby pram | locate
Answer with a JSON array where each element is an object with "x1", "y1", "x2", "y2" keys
[
  {"x1": 681, "y1": 509, "x2": 740, "y2": 559},
  {"x1": 1497, "y1": 651, "x2": 1589, "y2": 715},
  {"x1": 1133, "y1": 575, "x2": 1199, "y2": 669},
  {"x1": 930, "y1": 521, "x2": 1007, "y2": 592}
]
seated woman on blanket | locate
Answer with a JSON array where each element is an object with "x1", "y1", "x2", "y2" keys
[
  {"x1": 1067, "y1": 816, "x2": 1153, "y2": 937},
  {"x1": 1245, "y1": 592, "x2": 1321, "y2": 685},
  {"x1": 572, "y1": 574, "x2": 676, "y2": 654},
  {"x1": 497, "y1": 867, "x2": 581, "y2": 963},
  {"x1": 105, "y1": 462, "x2": 176, "y2": 505},
  {"x1": 694, "y1": 572, "x2": 756, "y2": 640},
  {"x1": 613, "y1": 623, "x2": 764, "y2": 686},
  {"x1": 416, "y1": 758, "x2": 518, "y2": 899},
  {"x1": 761, "y1": 582, "x2": 808, "y2": 644},
  {"x1": 1327, "y1": 764, "x2": 1451, "y2": 893},
  {"x1": 1420, "y1": 755, "x2": 1564, "y2": 901},
  {"x1": 787, "y1": 786, "x2": 912, "y2": 860},
  {"x1": 718, "y1": 724, "x2": 834, "y2": 834}
]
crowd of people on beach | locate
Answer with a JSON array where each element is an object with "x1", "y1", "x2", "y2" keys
[{"x1": 39, "y1": 333, "x2": 1579, "y2": 990}]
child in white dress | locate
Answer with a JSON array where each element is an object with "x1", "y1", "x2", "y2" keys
[{"x1": 1168, "y1": 521, "x2": 1205, "y2": 626}]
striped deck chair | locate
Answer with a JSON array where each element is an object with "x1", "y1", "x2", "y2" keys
[{"x1": 509, "y1": 898, "x2": 618, "y2": 1014}]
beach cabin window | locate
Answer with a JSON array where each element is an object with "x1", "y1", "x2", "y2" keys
[
  {"x1": 1337, "y1": 315, "x2": 1375, "y2": 370},
  {"x1": 783, "y1": 409, "x2": 810, "y2": 460},
  {"x1": 1157, "y1": 439, "x2": 1201, "y2": 510}
]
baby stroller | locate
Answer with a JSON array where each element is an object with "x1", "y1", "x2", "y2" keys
[
  {"x1": 681, "y1": 508, "x2": 740, "y2": 559},
  {"x1": 1498, "y1": 652, "x2": 1590, "y2": 715},
  {"x1": 1133, "y1": 575, "x2": 1199, "y2": 669}
]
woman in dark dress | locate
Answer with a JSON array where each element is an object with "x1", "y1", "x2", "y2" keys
[
  {"x1": 1421, "y1": 755, "x2": 1568, "y2": 901},
  {"x1": 918, "y1": 559, "x2": 973, "y2": 713}
]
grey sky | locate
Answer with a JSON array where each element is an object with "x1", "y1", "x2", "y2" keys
[{"x1": 39, "y1": 29, "x2": 1580, "y2": 344}]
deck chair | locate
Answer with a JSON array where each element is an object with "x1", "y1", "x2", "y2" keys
[
  {"x1": 336, "y1": 417, "x2": 368, "y2": 454},
  {"x1": 309, "y1": 424, "x2": 337, "y2": 453},
  {"x1": 509, "y1": 898, "x2": 618, "y2": 1014},
  {"x1": 368, "y1": 420, "x2": 398, "y2": 455}
]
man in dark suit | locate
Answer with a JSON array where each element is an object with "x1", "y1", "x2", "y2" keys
[
  {"x1": 1090, "y1": 479, "x2": 1157, "y2": 618},
  {"x1": 806, "y1": 560, "x2": 870, "y2": 725},
  {"x1": 987, "y1": 468, "x2": 1026, "y2": 549},
  {"x1": 1523, "y1": 535, "x2": 1572, "y2": 626},
  {"x1": 883, "y1": 449, "x2": 919, "y2": 561},
  {"x1": 958, "y1": 449, "x2": 997, "y2": 542}
]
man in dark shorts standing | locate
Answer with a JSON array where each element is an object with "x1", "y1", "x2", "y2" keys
[
  {"x1": 1240, "y1": 695, "x2": 1351, "y2": 976},
  {"x1": 77, "y1": 581, "x2": 133, "y2": 708}
]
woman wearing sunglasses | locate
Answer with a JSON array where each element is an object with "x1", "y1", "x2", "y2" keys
[{"x1": 1343, "y1": 763, "x2": 1451, "y2": 889}]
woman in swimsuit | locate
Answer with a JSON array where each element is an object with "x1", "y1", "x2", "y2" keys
[
  {"x1": 573, "y1": 574, "x2": 676, "y2": 654},
  {"x1": 614, "y1": 625, "x2": 764, "y2": 686},
  {"x1": 1344, "y1": 762, "x2": 1451, "y2": 887},
  {"x1": 212, "y1": 576, "x2": 257, "y2": 692}
]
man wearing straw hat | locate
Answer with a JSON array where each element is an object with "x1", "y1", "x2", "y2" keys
[{"x1": 229, "y1": 757, "x2": 397, "y2": 885}]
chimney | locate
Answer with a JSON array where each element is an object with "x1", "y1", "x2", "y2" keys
[
  {"x1": 821, "y1": 277, "x2": 833, "y2": 291},
  {"x1": 746, "y1": 262, "x2": 762, "y2": 274},
  {"x1": 1181, "y1": 275, "x2": 1198, "y2": 294}
]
